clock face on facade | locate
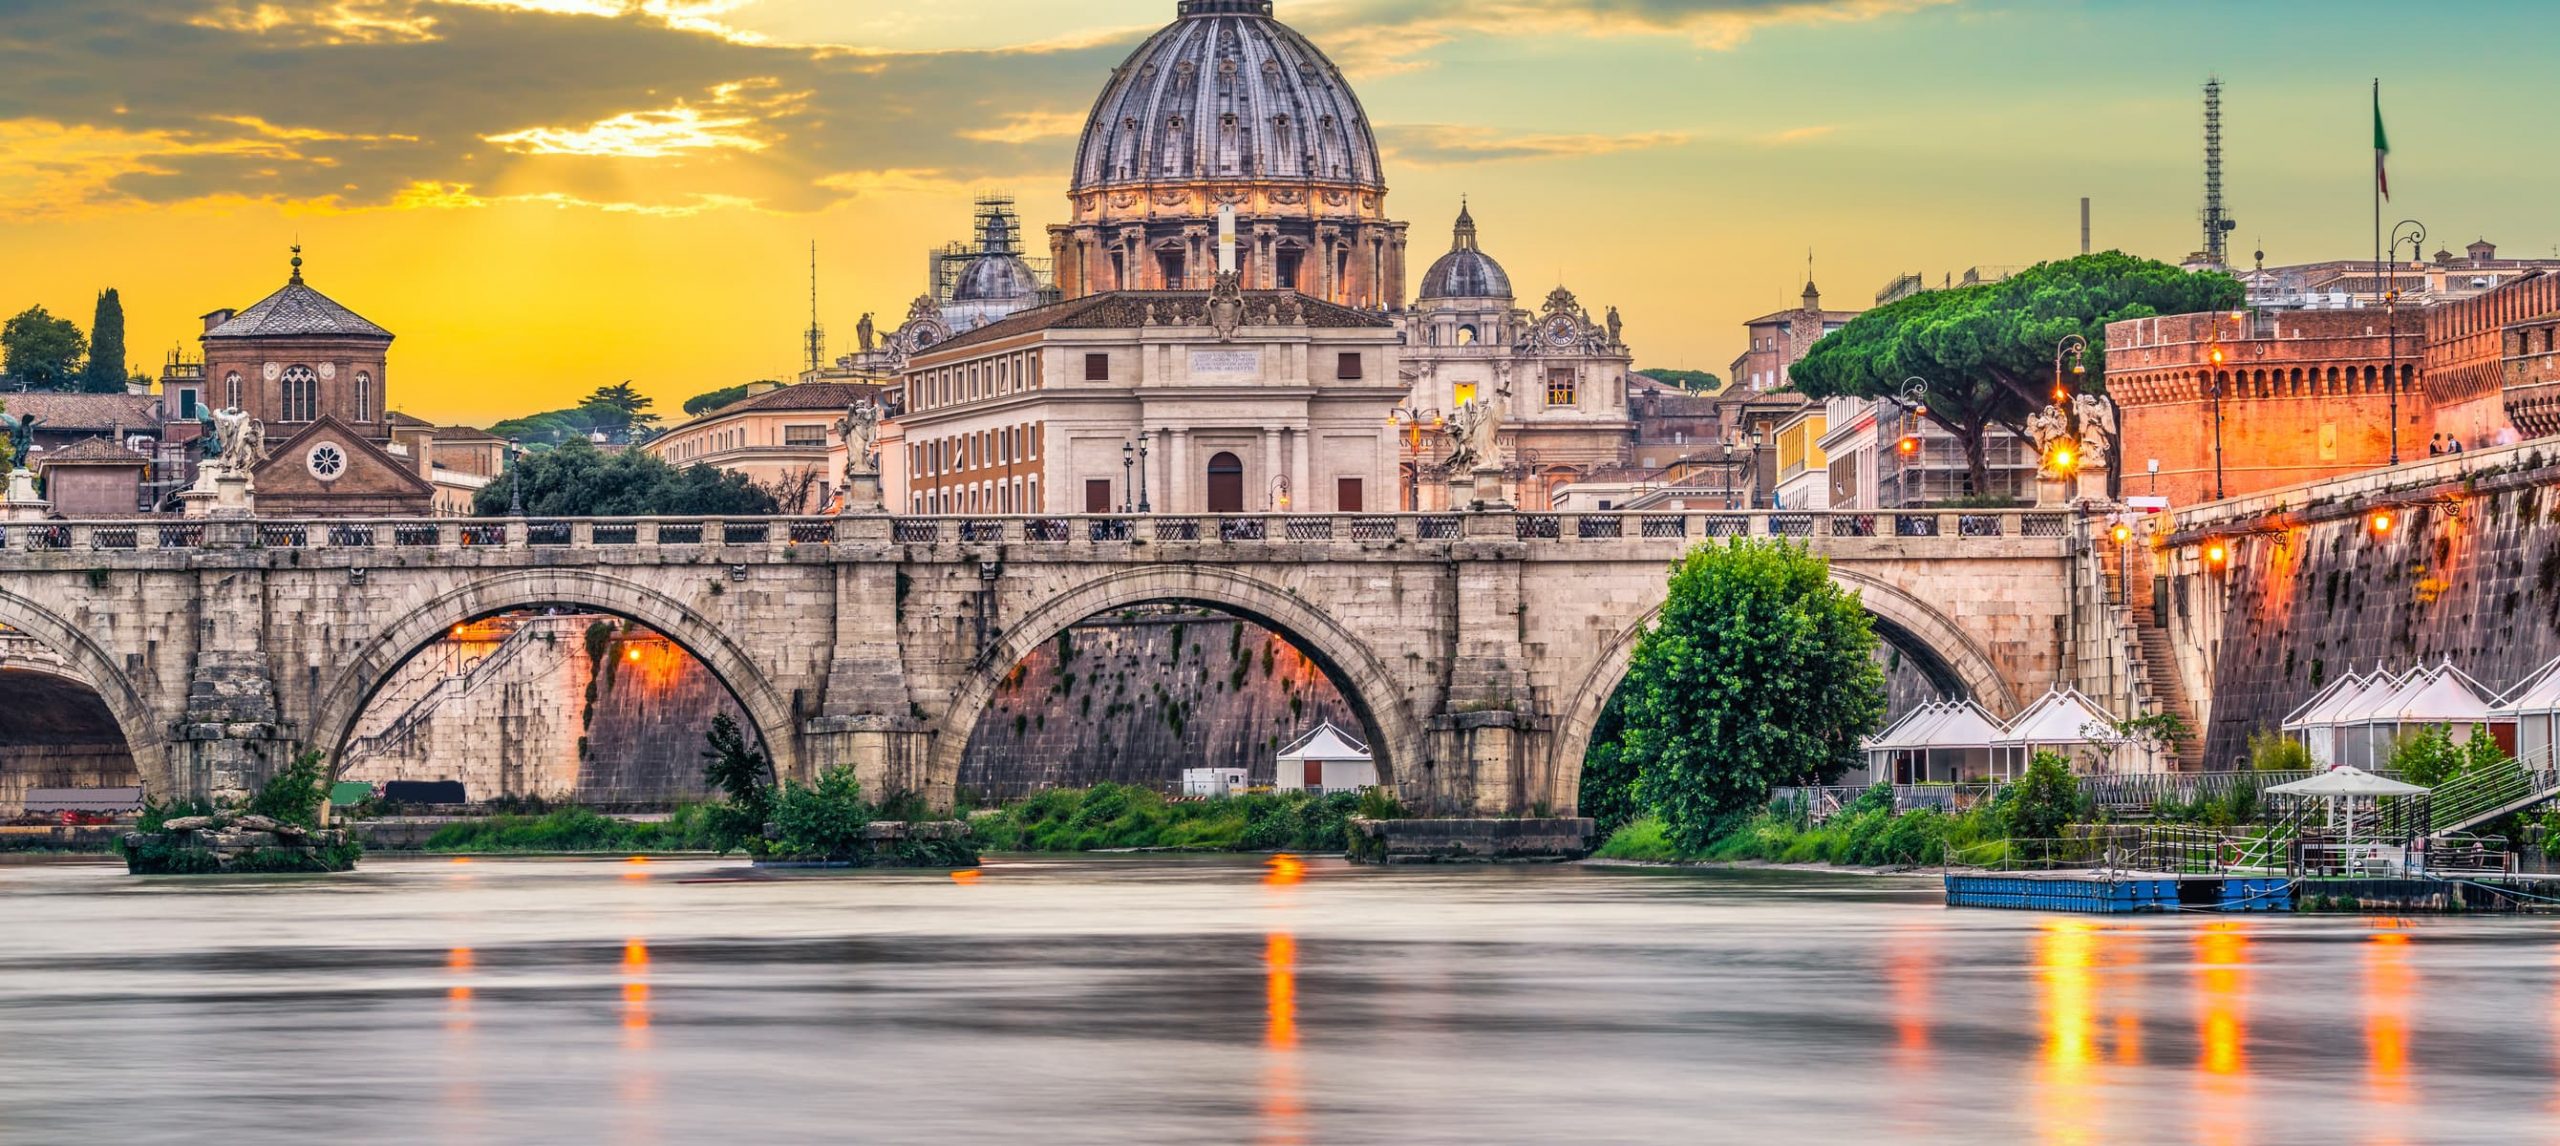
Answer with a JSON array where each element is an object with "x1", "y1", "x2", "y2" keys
[
  {"x1": 307, "y1": 441, "x2": 348, "y2": 482},
  {"x1": 1542, "y1": 316, "x2": 1579, "y2": 347}
]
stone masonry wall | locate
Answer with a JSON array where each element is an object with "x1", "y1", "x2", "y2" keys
[
  {"x1": 2167, "y1": 444, "x2": 2560, "y2": 766},
  {"x1": 957, "y1": 610, "x2": 1358, "y2": 800},
  {"x1": 340, "y1": 616, "x2": 735, "y2": 805}
]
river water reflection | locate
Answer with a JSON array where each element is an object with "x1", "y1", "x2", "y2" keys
[{"x1": 4, "y1": 855, "x2": 2559, "y2": 1143}]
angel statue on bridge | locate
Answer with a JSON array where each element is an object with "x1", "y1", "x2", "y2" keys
[
  {"x1": 837, "y1": 400, "x2": 882, "y2": 480},
  {"x1": 1442, "y1": 385, "x2": 1507, "y2": 475},
  {"x1": 207, "y1": 408, "x2": 267, "y2": 479}
]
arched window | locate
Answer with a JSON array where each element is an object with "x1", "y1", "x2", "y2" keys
[
  {"x1": 223, "y1": 371, "x2": 242, "y2": 409},
  {"x1": 355, "y1": 371, "x2": 374, "y2": 422},
  {"x1": 1458, "y1": 324, "x2": 1478, "y2": 346},
  {"x1": 280, "y1": 365, "x2": 320, "y2": 422}
]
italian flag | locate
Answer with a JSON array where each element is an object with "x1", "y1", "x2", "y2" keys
[{"x1": 2374, "y1": 83, "x2": 2391, "y2": 201}]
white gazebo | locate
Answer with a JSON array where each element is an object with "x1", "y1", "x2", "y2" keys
[
  {"x1": 1992, "y1": 687, "x2": 2145, "y2": 778},
  {"x1": 1862, "y1": 700, "x2": 2003, "y2": 784},
  {"x1": 1275, "y1": 722, "x2": 1377, "y2": 795},
  {"x1": 2321, "y1": 669, "x2": 2418, "y2": 771},
  {"x1": 2267, "y1": 765, "x2": 2431, "y2": 875}
]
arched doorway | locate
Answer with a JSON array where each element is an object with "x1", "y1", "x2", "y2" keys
[{"x1": 1206, "y1": 451, "x2": 1245, "y2": 513}]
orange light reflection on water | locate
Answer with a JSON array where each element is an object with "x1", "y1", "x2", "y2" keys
[
  {"x1": 2365, "y1": 923, "x2": 2415, "y2": 1134},
  {"x1": 2194, "y1": 923, "x2": 2251, "y2": 1146},
  {"x1": 622, "y1": 939, "x2": 652, "y2": 1038},
  {"x1": 2033, "y1": 919, "x2": 2105, "y2": 1146},
  {"x1": 1264, "y1": 854, "x2": 1305, "y2": 887},
  {"x1": 617, "y1": 937, "x2": 659, "y2": 1145},
  {"x1": 1261, "y1": 851, "x2": 1306, "y2": 1145},
  {"x1": 951, "y1": 869, "x2": 983, "y2": 885}
]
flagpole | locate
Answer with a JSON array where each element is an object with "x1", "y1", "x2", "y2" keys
[{"x1": 2373, "y1": 78, "x2": 2393, "y2": 464}]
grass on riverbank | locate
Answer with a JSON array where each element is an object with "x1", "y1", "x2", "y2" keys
[
  {"x1": 1593, "y1": 802, "x2": 2008, "y2": 868},
  {"x1": 968, "y1": 784, "x2": 1395, "y2": 853},
  {"x1": 421, "y1": 805, "x2": 725, "y2": 853}
]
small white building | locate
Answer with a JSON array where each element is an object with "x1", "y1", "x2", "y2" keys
[
  {"x1": 1862, "y1": 701, "x2": 2003, "y2": 784},
  {"x1": 1275, "y1": 723, "x2": 1377, "y2": 795},
  {"x1": 1992, "y1": 687, "x2": 2150, "y2": 778},
  {"x1": 1181, "y1": 767, "x2": 1250, "y2": 798}
]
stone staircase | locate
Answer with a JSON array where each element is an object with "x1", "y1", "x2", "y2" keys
[{"x1": 2105, "y1": 539, "x2": 2207, "y2": 771}]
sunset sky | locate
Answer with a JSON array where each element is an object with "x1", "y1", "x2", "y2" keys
[{"x1": 4, "y1": 0, "x2": 2554, "y2": 426}]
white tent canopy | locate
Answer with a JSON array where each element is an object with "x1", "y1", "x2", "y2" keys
[
  {"x1": 2322, "y1": 664, "x2": 2496, "y2": 770},
  {"x1": 2281, "y1": 670, "x2": 2369, "y2": 768},
  {"x1": 1275, "y1": 722, "x2": 1377, "y2": 794},
  {"x1": 2493, "y1": 657, "x2": 2560, "y2": 765},
  {"x1": 1991, "y1": 687, "x2": 2151, "y2": 778},
  {"x1": 1863, "y1": 700, "x2": 2002, "y2": 784}
]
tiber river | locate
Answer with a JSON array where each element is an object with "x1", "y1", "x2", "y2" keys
[{"x1": 3, "y1": 854, "x2": 2557, "y2": 1144}]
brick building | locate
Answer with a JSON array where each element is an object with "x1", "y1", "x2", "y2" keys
[
  {"x1": 1728, "y1": 280, "x2": 1859, "y2": 393},
  {"x1": 2107, "y1": 308, "x2": 2426, "y2": 507},
  {"x1": 2423, "y1": 270, "x2": 2560, "y2": 449},
  {"x1": 200, "y1": 251, "x2": 434, "y2": 516}
]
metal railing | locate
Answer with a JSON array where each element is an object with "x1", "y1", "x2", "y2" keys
[{"x1": 0, "y1": 509, "x2": 2081, "y2": 556}]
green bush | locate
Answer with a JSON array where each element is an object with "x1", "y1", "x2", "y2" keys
[
  {"x1": 2248, "y1": 730, "x2": 2312, "y2": 772},
  {"x1": 2390, "y1": 725, "x2": 2464, "y2": 788},
  {"x1": 245, "y1": 752, "x2": 330, "y2": 829}
]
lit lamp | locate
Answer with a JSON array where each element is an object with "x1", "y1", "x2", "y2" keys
[
  {"x1": 2368, "y1": 508, "x2": 2395, "y2": 535},
  {"x1": 2205, "y1": 540, "x2": 2230, "y2": 568}
]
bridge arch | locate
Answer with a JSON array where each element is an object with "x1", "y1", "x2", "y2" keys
[
  {"x1": 306, "y1": 568, "x2": 800, "y2": 781},
  {"x1": 935, "y1": 564, "x2": 1423, "y2": 805},
  {"x1": 1547, "y1": 567, "x2": 2019, "y2": 811},
  {"x1": 0, "y1": 586, "x2": 165, "y2": 796}
]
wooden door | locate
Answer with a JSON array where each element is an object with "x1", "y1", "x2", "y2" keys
[{"x1": 1207, "y1": 452, "x2": 1245, "y2": 513}]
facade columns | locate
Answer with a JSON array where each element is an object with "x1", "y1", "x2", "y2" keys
[
  {"x1": 1290, "y1": 424, "x2": 1311, "y2": 512},
  {"x1": 1167, "y1": 428, "x2": 1191, "y2": 513},
  {"x1": 1261, "y1": 427, "x2": 1284, "y2": 510}
]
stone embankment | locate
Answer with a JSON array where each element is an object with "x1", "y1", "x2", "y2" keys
[{"x1": 1349, "y1": 817, "x2": 1595, "y2": 863}]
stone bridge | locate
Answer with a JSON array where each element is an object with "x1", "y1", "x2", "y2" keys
[{"x1": 0, "y1": 508, "x2": 2078, "y2": 815}]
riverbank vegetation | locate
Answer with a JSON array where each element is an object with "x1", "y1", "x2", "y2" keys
[
  {"x1": 967, "y1": 783, "x2": 1397, "y2": 853},
  {"x1": 421, "y1": 805, "x2": 725, "y2": 853},
  {"x1": 1594, "y1": 753, "x2": 2082, "y2": 867},
  {"x1": 123, "y1": 752, "x2": 362, "y2": 874}
]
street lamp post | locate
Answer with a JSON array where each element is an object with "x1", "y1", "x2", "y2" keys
[
  {"x1": 2206, "y1": 319, "x2": 2230, "y2": 501},
  {"x1": 1387, "y1": 405, "x2": 1442, "y2": 511},
  {"x1": 507, "y1": 437, "x2": 524, "y2": 516},
  {"x1": 1120, "y1": 440, "x2": 1135, "y2": 513},
  {"x1": 1137, "y1": 436, "x2": 1151, "y2": 513},
  {"x1": 2051, "y1": 335, "x2": 2089, "y2": 499},
  {"x1": 2385, "y1": 219, "x2": 2426, "y2": 464}
]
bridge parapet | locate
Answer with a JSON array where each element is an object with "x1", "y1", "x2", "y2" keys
[{"x1": 0, "y1": 509, "x2": 2075, "y2": 564}]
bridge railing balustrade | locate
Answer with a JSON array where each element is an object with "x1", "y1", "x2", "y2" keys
[
  {"x1": 1218, "y1": 518, "x2": 1269, "y2": 542},
  {"x1": 1575, "y1": 515, "x2": 1624, "y2": 540},
  {"x1": 1827, "y1": 513, "x2": 1879, "y2": 538},
  {"x1": 722, "y1": 521, "x2": 771, "y2": 545},
  {"x1": 523, "y1": 521, "x2": 573, "y2": 546},
  {"x1": 1284, "y1": 518, "x2": 1333, "y2": 541},
  {"x1": 1417, "y1": 515, "x2": 1461, "y2": 540},
  {"x1": 652, "y1": 522, "x2": 704, "y2": 546},
  {"x1": 1893, "y1": 513, "x2": 1941, "y2": 538},
  {"x1": 258, "y1": 523, "x2": 308, "y2": 548},
  {"x1": 88, "y1": 525, "x2": 139, "y2": 550},
  {"x1": 2021, "y1": 513, "x2": 2069, "y2": 538},
  {"x1": 325, "y1": 524, "x2": 375, "y2": 548},
  {"x1": 1956, "y1": 514, "x2": 2004, "y2": 538},
  {"x1": 1515, "y1": 515, "x2": 1561, "y2": 540},
  {"x1": 1766, "y1": 513, "x2": 1817, "y2": 538},
  {"x1": 788, "y1": 520, "x2": 837, "y2": 545},
  {"x1": 1700, "y1": 514, "x2": 1750, "y2": 538},
  {"x1": 457, "y1": 522, "x2": 506, "y2": 547},
  {"x1": 589, "y1": 522, "x2": 638, "y2": 546},
  {"x1": 1350, "y1": 516, "x2": 1400, "y2": 542},
  {"x1": 157, "y1": 523, "x2": 206, "y2": 549},
  {"x1": 392, "y1": 523, "x2": 441, "y2": 547},
  {"x1": 893, "y1": 519, "x2": 941, "y2": 543}
]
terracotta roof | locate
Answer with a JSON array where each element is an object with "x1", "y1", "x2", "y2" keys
[
  {"x1": 387, "y1": 411, "x2": 437, "y2": 428},
  {"x1": 719, "y1": 381, "x2": 878, "y2": 414},
  {"x1": 924, "y1": 290, "x2": 1390, "y2": 357},
  {"x1": 205, "y1": 280, "x2": 393, "y2": 341},
  {"x1": 430, "y1": 424, "x2": 505, "y2": 442},
  {"x1": 0, "y1": 392, "x2": 162, "y2": 430},
  {"x1": 32, "y1": 436, "x2": 147, "y2": 467}
]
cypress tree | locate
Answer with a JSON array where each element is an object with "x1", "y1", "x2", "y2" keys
[{"x1": 83, "y1": 288, "x2": 127, "y2": 393}]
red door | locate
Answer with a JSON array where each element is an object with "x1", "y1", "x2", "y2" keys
[{"x1": 1207, "y1": 452, "x2": 1245, "y2": 513}]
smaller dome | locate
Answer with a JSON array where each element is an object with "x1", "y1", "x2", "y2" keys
[
  {"x1": 952, "y1": 255, "x2": 1040, "y2": 303},
  {"x1": 1417, "y1": 203, "x2": 1513, "y2": 301}
]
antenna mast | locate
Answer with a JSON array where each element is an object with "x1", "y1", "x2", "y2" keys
[
  {"x1": 804, "y1": 241, "x2": 826, "y2": 375},
  {"x1": 2201, "y1": 78, "x2": 2236, "y2": 267}
]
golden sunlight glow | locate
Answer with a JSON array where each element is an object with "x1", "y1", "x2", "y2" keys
[
  {"x1": 957, "y1": 111, "x2": 1088, "y2": 145},
  {"x1": 951, "y1": 868, "x2": 983, "y2": 885},
  {"x1": 485, "y1": 82, "x2": 792, "y2": 158},
  {"x1": 2366, "y1": 928, "x2": 2413, "y2": 1088},
  {"x1": 1264, "y1": 854, "x2": 1306, "y2": 887},
  {"x1": 2194, "y1": 923, "x2": 2252, "y2": 1146}
]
